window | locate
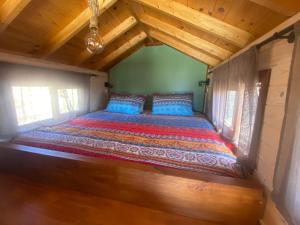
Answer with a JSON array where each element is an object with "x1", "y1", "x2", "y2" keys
[
  {"x1": 223, "y1": 88, "x2": 244, "y2": 143},
  {"x1": 58, "y1": 89, "x2": 80, "y2": 114},
  {"x1": 12, "y1": 87, "x2": 52, "y2": 126},
  {"x1": 12, "y1": 87, "x2": 83, "y2": 127},
  {"x1": 224, "y1": 90, "x2": 237, "y2": 127}
]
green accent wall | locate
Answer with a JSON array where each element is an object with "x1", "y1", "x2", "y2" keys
[{"x1": 109, "y1": 45, "x2": 207, "y2": 112}]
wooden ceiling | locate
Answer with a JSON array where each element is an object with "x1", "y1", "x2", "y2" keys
[{"x1": 0, "y1": 0, "x2": 299, "y2": 73}]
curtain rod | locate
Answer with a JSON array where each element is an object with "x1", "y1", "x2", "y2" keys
[
  {"x1": 208, "y1": 13, "x2": 300, "y2": 73},
  {"x1": 256, "y1": 25, "x2": 295, "y2": 49},
  {"x1": 208, "y1": 25, "x2": 295, "y2": 72}
]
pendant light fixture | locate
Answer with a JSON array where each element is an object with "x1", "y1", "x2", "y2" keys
[{"x1": 85, "y1": 0, "x2": 104, "y2": 54}]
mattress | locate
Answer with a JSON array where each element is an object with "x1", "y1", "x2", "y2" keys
[{"x1": 13, "y1": 111, "x2": 242, "y2": 177}]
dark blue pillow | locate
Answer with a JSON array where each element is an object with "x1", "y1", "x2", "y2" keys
[
  {"x1": 106, "y1": 94, "x2": 145, "y2": 115},
  {"x1": 152, "y1": 93, "x2": 194, "y2": 116}
]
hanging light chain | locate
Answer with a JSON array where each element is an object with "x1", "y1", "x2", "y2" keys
[
  {"x1": 88, "y1": 0, "x2": 99, "y2": 29},
  {"x1": 87, "y1": 0, "x2": 99, "y2": 17}
]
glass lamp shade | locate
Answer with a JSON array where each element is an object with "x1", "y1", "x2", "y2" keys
[{"x1": 85, "y1": 27, "x2": 104, "y2": 54}]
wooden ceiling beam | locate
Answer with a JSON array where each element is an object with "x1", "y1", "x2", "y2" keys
[
  {"x1": 249, "y1": 0, "x2": 296, "y2": 17},
  {"x1": 75, "y1": 16, "x2": 138, "y2": 65},
  {"x1": 126, "y1": 1, "x2": 153, "y2": 42},
  {"x1": 140, "y1": 14, "x2": 232, "y2": 60},
  {"x1": 39, "y1": 0, "x2": 117, "y2": 58},
  {"x1": 103, "y1": 42, "x2": 144, "y2": 71},
  {"x1": 0, "y1": 0, "x2": 32, "y2": 33},
  {"x1": 132, "y1": 0, "x2": 254, "y2": 48},
  {"x1": 0, "y1": 50, "x2": 105, "y2": 76},
  {"x1": 94, "y1": 31, "x2": 147, "y2": 69},
  {"x1": 148, "y1": 29, "x2": 220, "y2": 66}
]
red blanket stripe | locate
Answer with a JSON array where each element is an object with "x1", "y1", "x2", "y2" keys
[{"x1": 70, "y1": 119, "x2": 223, "y2": 141}]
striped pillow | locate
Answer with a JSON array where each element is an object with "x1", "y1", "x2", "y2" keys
[
  {"x1": 152, "y1": 93, "x2": 194, "y2": 116},
  {"x1": 106, "y1": 94, "x2": 145, "y2": 115}
]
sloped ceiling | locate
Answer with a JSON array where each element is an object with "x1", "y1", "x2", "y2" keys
[{"x1": 0, "y1": 0, "x2": 299, "y2": 73}]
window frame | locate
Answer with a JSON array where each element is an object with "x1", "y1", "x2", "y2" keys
[
  {"x1": 12, "y1": 86, "x2": 53, "y2": 127},
  {"x1": 57, "y1": 88, "x2": 81, "y2": 115},
  {"x1": 223, "y1": 87, "x2": 244, "y2": 143},
  {"x1": 11, "y1": 86, "x2": 84, "y2": 130}
]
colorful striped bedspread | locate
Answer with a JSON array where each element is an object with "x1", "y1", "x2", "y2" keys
[{"x1": 13, "y1": 111, "x2": 242, "y2": 177}]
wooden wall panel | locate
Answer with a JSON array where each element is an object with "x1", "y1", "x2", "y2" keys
[
  {"x1": 256, "y1": 38, "x2": 294, "y2": 190},
  {"x1": 261, "y1": 193, "x2": 289, "y2": 225},
  {"x1": 255, "y1": 39, "x2": 294, "y2": 225},
  {"x1": 90, "y1": 74, "x2": 108, "y2": 112}
]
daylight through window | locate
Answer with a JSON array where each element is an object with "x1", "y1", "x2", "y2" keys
[{"x1": 12, "y1": 86, "x2": 53, "y2": 126}]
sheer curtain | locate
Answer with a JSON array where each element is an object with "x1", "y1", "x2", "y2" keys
[
  {"x1": 0, "y1": 76, "x2": 18, "y2": 141},
  {"x1": 273, "y1": 21, "x2": 300, "y2": 225},
  {"x1": 233, "y1": 48, "x2": 259, "y2": 167},
  {"x1": 0, "y1": 63, "x2": 90, "y2": 141},
  {"x1": 210, "y1": 47, "x2": 259, "y2": 169},
  {"x1": 211, "y1": 63, "x2": 229, "y2": 133}
]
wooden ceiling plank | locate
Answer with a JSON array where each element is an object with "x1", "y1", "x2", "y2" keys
[
  {"x1": 75, "y1": 16, "x2": 138, "y2": 65},
  {"x1": 140, "y1": 14, "x2": 233, "y2": 60},
  {"x1": 132, "y1": 0, "x2": 254, "y2": 48},
  {"x1": 148, "y1": 29, "x2": 220, "y2": 66},
  {"x1": 249, "y1": 0, "x2": 296, "y2": 17},
  {"x1": 0, "y1": 0, "x2": 32, "y2": 33},
  {"x1": 94, "y1": 31, "x2": 147, "y2": 69},
  {"x1": 40, "y1": 0, "x2": 117, "y2": 57}
]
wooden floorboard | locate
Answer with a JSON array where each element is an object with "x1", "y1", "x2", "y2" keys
[{"x1": 0, "y1": 173, "x2": 220, "y2": 225}]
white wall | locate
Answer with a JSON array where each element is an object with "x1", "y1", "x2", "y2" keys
[
  {"x1": 255, "y1": 39, "x2": 294, "y2": 225},
  {"x1": 89, "y1": 73, "x2": 108, "y2": 112}
]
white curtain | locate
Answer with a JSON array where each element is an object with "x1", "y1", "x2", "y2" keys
[
  {"x1": 273, "y1": 21, "x2": 300, "y2": 225},
  {"x1": 284, "y1": 126, "x2": 300, "y2": 225},
  {"x1": 210, "y1": 47, "x2": 259, "y2": 169},
  {"x1": 0, "y1": 75, "x2": 18, "y2": 141},
  {"x1": 211, "y1": 64, "x2": 228, "y2": 133},
  {"x1": 0, "y1": 63, "x2": 90, "y2": 141},
  {"x1": 235, "y1": 50, "x2": 259, "y2": 162}
]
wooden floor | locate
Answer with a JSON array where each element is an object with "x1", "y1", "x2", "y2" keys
[
  {"x1": 0, "y1": 144, "x2": 265, "y2": 225},
  {"x1": 0, "y1": 172, "x2": 220, "y2": 225}
]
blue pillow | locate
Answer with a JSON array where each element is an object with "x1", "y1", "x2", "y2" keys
[
  {"x1": 106, "y1": 94, "x2": 145, "y2": 115},
  {"x1": 152, "y1": 93, "x2": 194, "y2": 116}
]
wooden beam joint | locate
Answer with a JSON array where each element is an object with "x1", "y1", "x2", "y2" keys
[
  {"x1": 39, "y1": 0, "x2": 117, "y2": 57},
  {"x1": 0, "y1": 0, "x2": 32, "y2": 33}
]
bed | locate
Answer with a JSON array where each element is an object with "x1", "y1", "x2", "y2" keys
[
  {"x1": 13, "y1": 111, "x2": 241, "y2": 178},
  {"x1": 0, "y1": 111, "x2": 265, "y2": 225}
]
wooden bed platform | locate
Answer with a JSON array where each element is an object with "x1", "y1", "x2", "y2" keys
[{"x1": 0, "y1": 143, "x2": 265, "y2": 225}]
